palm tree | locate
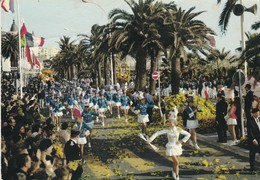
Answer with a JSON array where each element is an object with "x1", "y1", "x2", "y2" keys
[
  {"x1": 240, "y1": 22, "x2": 260, "y2": 75},
  {"x1": 2, "y1": 32, "x2": 19, "y2": 68},
  {"x1": 52, "y1": 36, "x2": 77, "y2": 80},
  {"x1": 108, "y1": 0, "x2": 167, "y2": 91},
  {"x1": 163, "y1": 7, "x2": 215, "y2": 94},
  {"x1": 217, "y1": 0, "x2": 238, "y2": 33}
]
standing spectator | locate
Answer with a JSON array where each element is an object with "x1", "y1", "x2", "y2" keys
[
  {"x1": 225, "y1": 93, "x2": 239, "y2": 146},
  {"x1": 247, "y1": 108, "x2": 260, "y2": 172},
  {"x1": 64, "y1": 129, "x2": 83, "y2": 180},
  {"x1": 145, "y1": 89, "x2": 155, "y2": 124},
  {"x1": 244, "y1": 84, "x2": 254, "y2": 121},
  {"x1": 234, "y1": 97, "x2": 242, "y2": 140},
  {"x1": 216, "y1": 93, "x2": 228, "y2": 143}
]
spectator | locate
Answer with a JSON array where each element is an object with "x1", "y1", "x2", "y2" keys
[
  {"x1": 244, "y1": 84, "x2": 254, "y2": 121},
  {"x1": 59, "y1": 122, "x2": 70, "y2": 147},
  {"x1": 216, "y1": 93, "x2": 228, "y2": 143},
  {"x1": 13, "y1": 153, "x2": 32, "y2": 180},
  {"x1": 247, "y1": 108, "x2": 260, "y2": 172},
  {"x1": 145, "y1": 89, "x2": 155, "y2": 124}
]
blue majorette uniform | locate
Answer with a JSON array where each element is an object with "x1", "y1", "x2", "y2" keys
[
  {"x1": 134, "y1": 103, "x2": 155, "y2": 123},
  {"x1": 121, "y1": 95, "x2": 131, "y2": 110},
  {"x1": 92, "y1": 95, "x2": 99, "y2": 110},
  {"x1": 45, "y1": 94, "x2": 52, "y2": 106},
  {"x1": 74, "y1": 121, "x2": 91, "y2": 145},
  {"x1": 67, "y1": 94, "x2": 75, "y2": 109},
  {"x1": 105, "y1": 91, "x2": 114, "y2": 106},
  {"x1": 53, "y1": 100, "x2": 65, "y2": 117},
  {"x1": 98, "y1": 97, "x2": 108, "y2": 113},
  {"x1": 113, "y1": 93, "x2": 121, "y2": 107},
  {"x1": 82, "y1": 109, "x2": 99, "y2": 130}
]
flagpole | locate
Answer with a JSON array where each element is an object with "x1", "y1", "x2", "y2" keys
[
  {"x1": 0, "y1": 1, "x2": 3, "y2": 142},
  {"x1": 17, "y1": 0, "x2": 23, "y2": 97}
]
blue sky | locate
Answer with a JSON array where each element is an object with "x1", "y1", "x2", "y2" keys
[{"x1": 1, "y1": 0, "x2": 260, "y2": 53}]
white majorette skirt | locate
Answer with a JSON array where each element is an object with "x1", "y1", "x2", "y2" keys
[
  {"x1": 166, "y1": 143, "x2": 182, "y2": 156},
  {"x1": 78, "y1": 137, "x2": 87, "y2": 144},
  {"x1": 68, "y1": 105, "x2": 73, "y2": 109},
  {"x1": 114, "y1": 102, "x2": 121, "y2": 107},
  {"x1": 226, "y1": 118, "x2": 237, "y2": 125},
  {"x1": 186, "y1": 119, "x2": 199, "y2": 129},
  {"x1": 93, "y1": 105, "x2": 99, "y2": 110},
  {"x1": 108, "y1": 101, "x2": 114, "y2": 105},
  {"x1": 55, "y1": 112, "x2": 63, "y2": 117},
  {"x1": 46, "y1": 102, "x2": 50, "y2": 106},
  {"x1": 89, "y1": 103, "x2": 94, "y2": 108},
  {"x1": 138, "y1": 114, "x2": 149, "y2": 123},
  {"x1": 121, "y1": 106, "x2": 129, "y2": 110},
  {"x1": 98, "y1": 108, "x2": 106, "y2": 113}
]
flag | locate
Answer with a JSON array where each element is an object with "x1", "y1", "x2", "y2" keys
[
  {"x1": 21, "y1": 23, "x2": 28, "y2": 47},
  {"x1": 25, "y1": 33, "x2": 34, "y2": 47},
  {"x1": 33, "y1": 35, "x2": 45, "y2": 47},
  {"x1": 207, "y1": 35, "x2": 216, "y2": 47},
  {"x1": 25, "y1": 33, "x2": 45, "y2": 47},
  {"x1": 25, "y1": 46, "x2": 33, "y2": 68},
  {"x1": 1, "y1": 0, "x2": 14, "y2": 13},
  {"x1": 32, "y1": 52, "x2": 41, "y2": 69}
]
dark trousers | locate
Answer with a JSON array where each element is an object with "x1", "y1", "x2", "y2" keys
[
  {"x1": 249, "y1": 146, "x2": 260, "y2": 170},
  {"x1": 217, "y1": 120, "x2": 227, "y2": 142},
  {"x1": 72, "y1": 165, "x2": 83, "y2": 180},
  {"x1": 235, "y1": 118, "x2": 242, "y2": 140},
  {"x1": 147, "y1": 107, "x2": 153, "y2": 125}
]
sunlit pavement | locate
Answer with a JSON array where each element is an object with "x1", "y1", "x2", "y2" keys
[{"x1": 61, "y1": 115, "x2": 260, "y2": 180}]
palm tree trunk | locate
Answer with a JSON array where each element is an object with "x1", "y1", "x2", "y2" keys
[
  {"x1": 104, "y1": 58, "x2": 109, "y2": 85},
  {"x1": 112, "y1": 53, "x2": 116, "y2": 85},
  {"x1": 135, "y1": 50, "x2": 147, "y2": 91},
  {"x1": 98, "y1": 62, "x2": 102, "y2": 87},
  {"x1": 171, "y1": 56, "x2": 181, "y2": 95},
  {"x1": 149, "y1": 54, "x2": 157, "y2": 94}
]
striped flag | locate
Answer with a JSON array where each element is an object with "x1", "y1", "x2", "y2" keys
[
  {"x1": 25, "y1": 33, "x2": 45, "y2": 47},
  {"x1": 1, "y1": 0, "x2": 14, "y2": 13}
]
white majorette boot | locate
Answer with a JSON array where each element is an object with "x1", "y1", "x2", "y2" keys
[
  {"x1": 172, "y1": 170, "x2": 176, "y2": 179},
  {"x1": 194, "y1": 143, "x2": 200, "y2": 150},
  {"x1": 188, "y1": 139, "x2": 194, "y2": 147}
]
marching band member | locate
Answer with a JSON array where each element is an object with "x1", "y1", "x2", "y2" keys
[
  {"x1": 134, "y1": 94, "x2": 158, "y2": 135},
  {"x1": 82, "y1": 104, "x2": 99, "y2": 148},
  {"x1": 92, "y1": 92, "x2": 100, "y2": 122},
  {"x1": 98, "y1": 92, "x2": 108, "y2": 127},
  {"x1": 147, "y1": 108, "x2": 191, "y2": 180},
  {"x1": 113, "y1": 90, "x2": 122, "y2": 119},
  {"x1": 183, "y1": 99, "x2": 201, "y2": 150},
  {"x1": 120, "y1": 89, "x2": 132, "y2": 123},
  {"x1": 105, "y1": 86, "x2": 114, "y2": 115}
]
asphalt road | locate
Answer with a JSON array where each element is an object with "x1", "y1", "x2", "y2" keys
[{"x1": 61, "y1": 114, "x2": 260, "y2": 180}]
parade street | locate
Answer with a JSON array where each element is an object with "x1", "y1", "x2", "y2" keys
[{"x1": 60, "y1": 115, "x2": 260, "y2": 180}]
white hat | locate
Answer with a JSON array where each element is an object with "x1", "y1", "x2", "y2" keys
[{"x1": 224, "y1": 88, "x2": 234, "y2": 99}]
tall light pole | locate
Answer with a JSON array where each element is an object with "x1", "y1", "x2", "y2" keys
[{"x1": 233, "y1": 1, "x2": 257, "y2": 138}]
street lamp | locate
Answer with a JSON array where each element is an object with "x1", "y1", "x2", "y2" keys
[{"x1": 232, "y1": 1, "x2": 257, "y2": 138}]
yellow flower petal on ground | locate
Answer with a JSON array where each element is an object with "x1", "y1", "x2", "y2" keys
[{"x1": 216, "y1": 175, "x2": 227, "y2": 179}]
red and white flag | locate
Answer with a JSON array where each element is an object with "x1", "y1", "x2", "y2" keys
[
  {"x1": 32, "y1": 52, "x2": 41, "y2": 69},
  {"x1": 1, "y1": 0, "x2": 14, "y2": 13}
]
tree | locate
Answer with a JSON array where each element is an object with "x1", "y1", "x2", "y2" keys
[
  {"x1": 217, "y1": 0, "x2": 238, "y2": 33},
  {"x1": 1, "y1": 33, "x2": 19, "y2": 68},
  {"x1": 108, "y1": 0, "x2": 167, "y2": 91},
  {"x1": 163, "y1": 7, "x2": 215, "y2": 94},
  {"x1": 240, "y1": 21, "x2": 260, "y2": 77}
]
